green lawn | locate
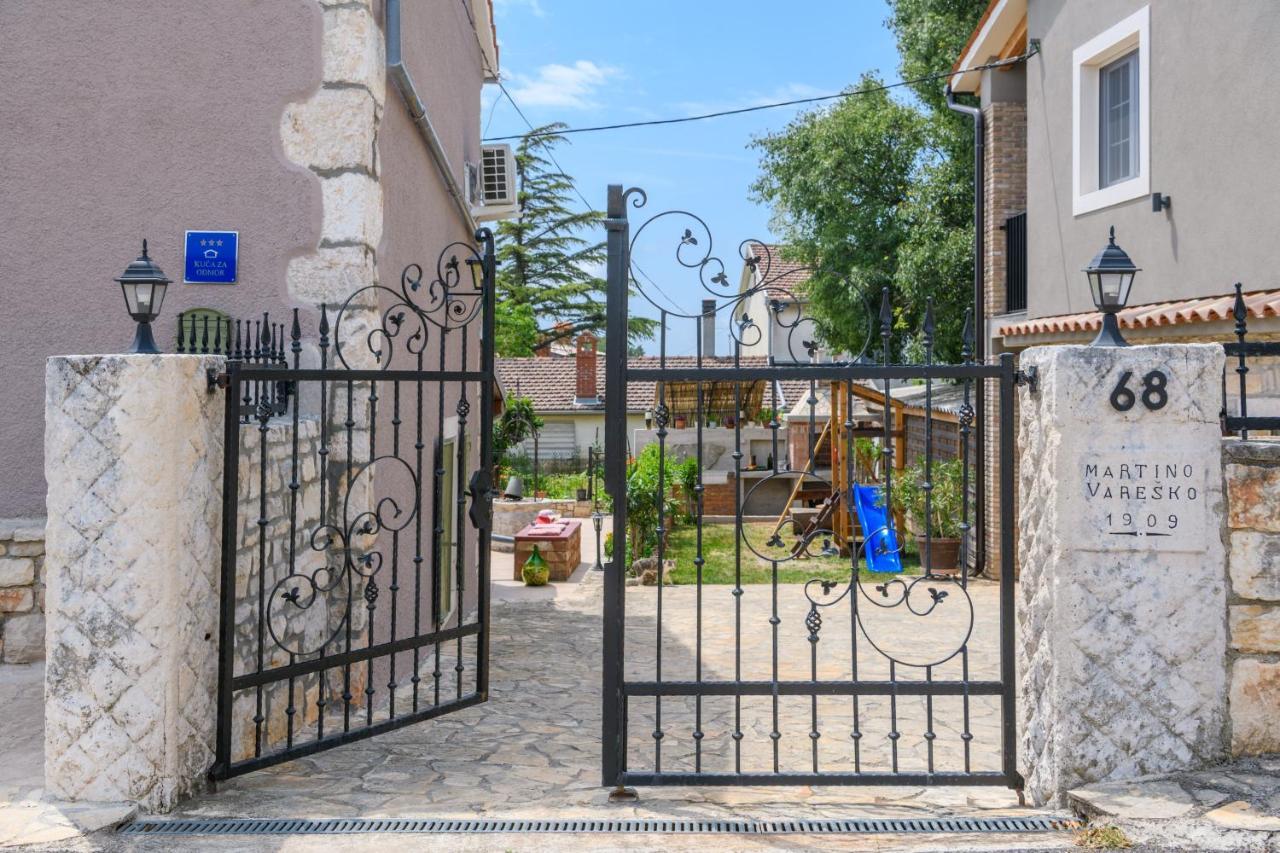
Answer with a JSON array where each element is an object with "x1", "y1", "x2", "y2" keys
[{"x1": 661, "y1": 521, "x2": 920, "y2": 585}]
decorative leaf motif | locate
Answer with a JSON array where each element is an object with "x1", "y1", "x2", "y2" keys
[{"x1": 711, "y1": 272, "x2": 728, "y2": 286}]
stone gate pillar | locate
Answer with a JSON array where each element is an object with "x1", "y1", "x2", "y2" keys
[
  {"x1": 44, "y1": 354, "x2": 222, "y2": 811},
  {"x1": 1016, "y1": 344, "x2": 1228, "y2": 806}
]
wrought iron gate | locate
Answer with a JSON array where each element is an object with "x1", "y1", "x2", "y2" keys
[
  {"x1": 601, "y1": 186, "x2": 1021, "y2": 791},
  {"x1": 211, "y1": 233, "x2": 496, "y2": 780}
]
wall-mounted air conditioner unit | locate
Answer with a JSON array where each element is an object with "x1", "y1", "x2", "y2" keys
[{"x1": 470, "y1": 143, "x2": 518, "y2": 222}]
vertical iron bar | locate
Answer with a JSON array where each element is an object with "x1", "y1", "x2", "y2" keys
[
  {"x1": 1233, "y1": 283, "x2": 1250, "y2": 440},
  {"x1": 454, "y1": 326, "x2": 470, "y2": 700},
  {"x1": 693, "y1": 313, "x2": 705, "y2": 771},
  {"x1": 888, "y1": 660, "x2": 900, "y2": 773},
  {"x1": 285, "y1": 311, "x2": 301, "y2": 747},
  {"x1": 998, "y1": 352, "x2": 1020, "y2": 789},
  {"x1": 213, "y1": 362, "x2": 242, "y2": 779},
  {"x1": 253, "y1": 337, "x2": 271, "y2": 757},
  {"x1": 365, "y1": 374, "x2": 379, "y2": 726},
  {"x1": 922, "y1": 300, "x2": 934, "y2": 577},
  {"x1": 732, "y1": 326, "x2": 744, "y2": 773},
  {"x1": 653, "y1": 312, "x2": 668, "y2": 773},
  {"x1": 315, "y1": 306, "x2": 330, "y2": 742},
  {"x1": 601, "y1": 185, "x2": 629, "y2": 786},
  {"x1": 846, "y1": 379, "x2": 862, "y2": 772},
  {"x1": 413, "y1": 343, "x2": 425, "y2": 712},
  {"x1": 476, "y1": 228, "x2": 496, "y2": 700},
  {"x1": 389, "y1": 379, "x2": 402, "y2": 718},
  {"x1": 432, "y1": 329, "x2": 447, "y2": 707},
  {"x1": 342, "y1": 375, "x2": 355, "y2": 732},
  {"x1": 959, "y1": 310, "x2": 975, "y2": 773}
]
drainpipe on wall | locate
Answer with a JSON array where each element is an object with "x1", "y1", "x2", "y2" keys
[
  {"x1": 386, "y1": 0, "x2": 477, "y2": 233},
  {"x1": 945, "y1": 85, "x2": 986, "y2": 577}
]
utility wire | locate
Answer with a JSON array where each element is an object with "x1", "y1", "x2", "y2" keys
[
  {"x1": 483, "y1": 48, "x2": 1038, "y2": 142},
  {"x1": 496, "y1": 79, "x2": 599, "y2": 214}
]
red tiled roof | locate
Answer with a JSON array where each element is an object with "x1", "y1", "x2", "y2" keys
[
  {"x1": 746, "y1": 243, "x2": 812, "y2": 295},
  {"x1": 495, "y1": 355, "x2": 812, "y2": 414},
  {"x1": 998, "y1": 289, "x2": 1280, "y2": 338}
]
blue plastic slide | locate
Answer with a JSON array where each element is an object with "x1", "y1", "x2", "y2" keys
[{"x1": 850, "y1": 484, "x2": 903, "y2": 574}]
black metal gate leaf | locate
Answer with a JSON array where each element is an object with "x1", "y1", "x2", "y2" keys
[
  {"x1": 601, "y1": 186, "x2": 1021, "y2": 791},
  {"x1": 211, "y1": 234, "x2": 496, "y2": 780}
]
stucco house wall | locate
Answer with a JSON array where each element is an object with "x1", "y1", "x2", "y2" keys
[
  {"x1": 1025, "y1": 0, "x2": 1280, "y2": 320},
  {"x1": 0, "y1": 0, "x2": 325, "y2": 517}
]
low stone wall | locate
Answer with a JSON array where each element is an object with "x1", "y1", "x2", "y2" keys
[
  {"x1": 0, "y1": 518, "x2": 44, "y2": 663},
  {"x1": 1222, "y1": 438, "x2": 1280, "y2": 756}
]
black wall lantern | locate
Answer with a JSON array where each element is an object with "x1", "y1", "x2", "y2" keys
[
  {"x1": 1083, "y1": 226, "x2": 1139, "y2": 347},
  {"x1": 115, "y1": 240, "x2": 171, "y2": 354}
]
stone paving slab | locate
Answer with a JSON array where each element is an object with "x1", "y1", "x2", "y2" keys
[{"x1": 1068, "y1": 757, "x2": 1280, "y2": 850}]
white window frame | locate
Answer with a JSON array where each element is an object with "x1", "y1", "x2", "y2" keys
[{"x1": 1072, "y1": 5, "x2": 1150, "y2": 216}]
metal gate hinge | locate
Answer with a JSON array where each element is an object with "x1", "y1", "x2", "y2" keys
[
  {"x1": 206, "y1": 369, "x2": 230, "y2": 392},
  {"x1": 1014, "y1": 365, "x2": 1039, "y2": 393}
]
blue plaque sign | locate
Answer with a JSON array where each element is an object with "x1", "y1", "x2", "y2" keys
[{"x1": 184, "y1": 230, "x2": 238, "y2": 284}]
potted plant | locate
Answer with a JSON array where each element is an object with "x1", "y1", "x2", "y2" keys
[
  {"x1": 892, "y1": 459, "x2": 966, "y2": 575},
  {"x1": 673, "y1": 413, "x2": 687, "y2": 429}
]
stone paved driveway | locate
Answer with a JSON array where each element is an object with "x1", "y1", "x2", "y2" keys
[{"x1": 96, "y1": 572, "x2": 1064, "y2": 851}]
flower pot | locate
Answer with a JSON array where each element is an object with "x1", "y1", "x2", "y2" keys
[
  {"x1": 576, "y1": 487, "x2": 588, "y2": 501},
  {"x1": 915, "y1": 535, "x2": 962, "y2": 575},
  {"x1": 674, "y1": 415, "x2": 687, "y2": 429}
]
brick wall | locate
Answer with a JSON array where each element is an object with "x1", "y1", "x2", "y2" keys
[
  {"x1": 0, "y1": 518, "x2": 44, "y2": 663},
  {"x1": 981, "y1": 100, "x2": 1027, "y2": 579},
  {"x1": 1222, "y1": 439, "x2": 1280, "y2": 756}
]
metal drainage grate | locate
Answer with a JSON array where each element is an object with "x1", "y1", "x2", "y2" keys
[{"x1": 120, "y1": 816, "x2": 1078, "y2": 836}]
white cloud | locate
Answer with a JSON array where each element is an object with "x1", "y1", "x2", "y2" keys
[
  {"x1": 493, "y1": 0, "x2": 546, "y2": 17},
  {"x1": 676, "y1": 83, "x2": 828, "y2": 116},
  {"x1": 505, "y1": 61, "x2": 619, "y2": 110}
]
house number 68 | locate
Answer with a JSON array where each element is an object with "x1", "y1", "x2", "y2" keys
[{"x1": 1110, "y1": 369, "x2": 1169, "y2": 412}]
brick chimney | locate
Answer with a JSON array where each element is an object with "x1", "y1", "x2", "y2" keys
[{"x1": 575, "y1": 331, "x2": 598, "y2": 401}]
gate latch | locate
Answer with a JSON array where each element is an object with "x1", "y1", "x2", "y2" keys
[
  {"x1": 468, "y1": 469, "x2": 493, "y2": 531},
  {"x1": 1014, "y1": 365, "x2": 1039, "y2": 394}
]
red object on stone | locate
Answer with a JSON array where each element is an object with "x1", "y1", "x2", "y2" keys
[{"x1": 513, "y1": 519, "x2": 582, "y2": 582}]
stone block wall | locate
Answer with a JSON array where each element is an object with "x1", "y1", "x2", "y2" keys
[
  {"x1": 1222, "y1": 438, "x2": 1280, "y2": 756},
  {"x1": 230, "y1": 417, "x2": 343, "y2": 763},
  {"x1": 0, "y1": 518, "x2": 45, "y2": 663}
]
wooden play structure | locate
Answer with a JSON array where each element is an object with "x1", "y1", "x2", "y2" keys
[{"x1": 772, "y1": 380, "x2": 910, "y2": 557}]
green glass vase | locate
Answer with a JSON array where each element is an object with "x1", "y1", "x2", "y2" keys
[{"x1": 521, "y1": 544, "x2": 550, "y2": 586}]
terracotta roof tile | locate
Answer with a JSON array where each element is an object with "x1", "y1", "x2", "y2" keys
[
  {"x1": 998, "y1": 288, "x2": 1280, "y2": 338},
  {"x1": 495, "y1": 354, "x2": 812, "y2": 414},
  {"x1": 746, "y1": 243, "x2": 812, "y2": 295}
]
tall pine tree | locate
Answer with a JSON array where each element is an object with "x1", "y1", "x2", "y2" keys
[{"x1": 494, "y1": 124, "x2": 654, "y2": 356}]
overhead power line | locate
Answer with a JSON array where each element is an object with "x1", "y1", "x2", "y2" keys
[{"x1": 483, "y1": 48, "x2": 1038, "y2": 143}]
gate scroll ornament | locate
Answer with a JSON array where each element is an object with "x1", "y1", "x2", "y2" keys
[
  {"x1": 213, "y1": 231, "x2": 496, "y2": 780},
  {"x1": 602, "y1": 185, "x2": 1020, "y2": 794}
]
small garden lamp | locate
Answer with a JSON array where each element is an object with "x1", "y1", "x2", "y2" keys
[
  {"x1": 592, "y1": 510, "x2": 605, "y2": 572},
  {"x1": 115, "y1": 239, "x2": 171, "y2": 354},
  {"x1": 1083, "y1": 226, "x2": 1139, "y2": 347}
]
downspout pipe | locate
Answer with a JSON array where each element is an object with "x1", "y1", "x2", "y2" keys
[
  {"x1": 386, "y1": 0, "x2": 477, "y2": 233},
  {"x1": 945, "y1": 84, "x2": 986, "y2": 576}
]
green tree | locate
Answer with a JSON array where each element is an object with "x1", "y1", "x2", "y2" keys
[
  {"x1": 750, "y1": 0, "x2": 988, "y2": 362},
  {"x1": 494, "y1": 124, "x2": 655, "y2": 356}
]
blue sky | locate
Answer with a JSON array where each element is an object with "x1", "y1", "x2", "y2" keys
[{"x1": 485, "y1": 0, "x2": 902, "y2": 354}]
